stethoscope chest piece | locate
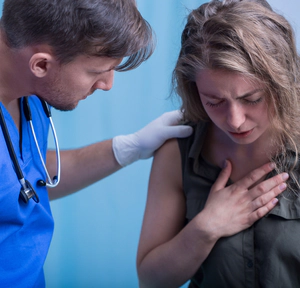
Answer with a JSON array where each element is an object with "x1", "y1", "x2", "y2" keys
[{"x1": 19, "y1": 179, "x2": 39, "y2": 203}]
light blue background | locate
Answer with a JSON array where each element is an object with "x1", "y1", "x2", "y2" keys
[
  {"x1": 43, "y1": 1, "x2": 300, "y2": 287},
  {"x1": 45, "y1": 1, "x2": 203, "y2": 287},
  {"x1": 0, "y1": 1, "x2": 298, "y2": 287}
]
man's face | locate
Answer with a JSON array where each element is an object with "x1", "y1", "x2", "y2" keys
[{"x1": 36, "y1": 55, "x2": 123, "y2": 111}]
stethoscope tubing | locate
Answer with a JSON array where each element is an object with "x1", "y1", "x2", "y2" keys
[
  {"x1": 0, "y1": 104, "x2": 39, "y2": 203},
  {"x1": 0, "y1": 105, "x2": 24, "y2": 180},
  {"x1": 0, "y1": 96, "x2": 61, "y2": 203},
  {"x1": 23, "y1": 96, "x2": 61, "y2": 188},
  {"x1": 28, "y1": 114, "x2": 61, "y2": 188}
]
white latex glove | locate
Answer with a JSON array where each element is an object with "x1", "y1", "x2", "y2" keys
[{"x1": 112, "y1": 110, "x2": 193, "y2": 167}]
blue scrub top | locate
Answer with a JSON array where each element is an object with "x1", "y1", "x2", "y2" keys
[{"x1": 0, "y1": 96, "x2": 54, "y2": 287}]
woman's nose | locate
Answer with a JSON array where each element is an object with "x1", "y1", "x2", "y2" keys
[{"x1": 226, "y1": 104, "x2": 246, "y2": 130}]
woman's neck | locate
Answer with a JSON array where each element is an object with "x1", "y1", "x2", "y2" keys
[{"x1": 202, "y1": 123, "x2": 277, "y2": 183}]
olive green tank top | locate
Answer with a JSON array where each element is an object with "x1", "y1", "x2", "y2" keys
[{"x1": 177, "y1": 121, "x2": 300, "y2": 288}]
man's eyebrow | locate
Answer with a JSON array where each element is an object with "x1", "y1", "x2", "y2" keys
[{"x1": 91, "y1": 66, "x2": 116, "y2": 74}]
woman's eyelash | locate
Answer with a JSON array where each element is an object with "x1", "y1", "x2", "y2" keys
[
  {"x1": 205, "y1": 97, "x2": 263, "y2": 108},
  {"x1": 244, "y1": 97, "x2": 263, "y2": 105},
  {"x1": 205, "y1": 101, "x2": 223, "y2": 108}
]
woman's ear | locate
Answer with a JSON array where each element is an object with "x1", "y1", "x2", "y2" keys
[{"x1": 29, "y1": 52, "x2": 55, "y2": 78}]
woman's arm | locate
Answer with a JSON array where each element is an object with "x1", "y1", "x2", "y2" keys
[
  {"x1": 137, "y1": 138, "x2": 216, "y2": 287},
  {"x1": 137, "y1": 139, "x2": 288, "y2": 288}
]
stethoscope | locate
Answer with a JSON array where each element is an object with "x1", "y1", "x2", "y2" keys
[{"x1": 0, "y1": 96, "x2": 61, "y2": 204}]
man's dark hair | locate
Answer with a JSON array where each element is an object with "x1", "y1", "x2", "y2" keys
[{"x1": 1, "y1": 0, "x2": 154, "y2": 70}]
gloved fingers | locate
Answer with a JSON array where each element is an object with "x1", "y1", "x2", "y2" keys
[
  {"x1": 160, "y1": 125, "x2": 193, "y2": 139},
  {"x1": 159, "y1": 110, "x2": 184, "y2": 125}
]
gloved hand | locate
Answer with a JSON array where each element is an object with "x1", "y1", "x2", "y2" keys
[{"x1": 112, "y1": 110, "x2": 193, "y2": 167}]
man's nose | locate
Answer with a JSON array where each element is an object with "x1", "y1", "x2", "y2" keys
[{"x1": 94, "y1": 70, "x2": 114, "y2": 91}]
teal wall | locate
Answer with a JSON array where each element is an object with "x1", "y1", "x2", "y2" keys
[
  {"x1": 43, "y1": 1, "x2": 300, "y2": 287},
  {"x1": 45, "y1": 1, "x2": 202, "y2": 287},
  {"x1": 0, "y1": 1, "x2": 298, "y2": 287}
]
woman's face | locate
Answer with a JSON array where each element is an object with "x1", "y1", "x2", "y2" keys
[{"x1": 195, "y1": 69, "x2": 271, "y2": 145}]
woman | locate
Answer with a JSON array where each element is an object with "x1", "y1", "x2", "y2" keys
[{"x1": 137, "y1": 0, "x2": 300, "y2": 287}]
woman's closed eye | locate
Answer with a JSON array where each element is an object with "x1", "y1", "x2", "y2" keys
[
  {"x1": 205, "y1": 97, "x2": 263, "y2": 108},
  {"x1": 242, "y1": 97, "x2": 263, "y2": 105},
  {"x1": 205, "y1": 100, "x2": 225, "y2": 108}
]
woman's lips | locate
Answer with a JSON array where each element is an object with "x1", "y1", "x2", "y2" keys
[{"x1": 229, "y1": 129, "x2": 254, "y2": 138}]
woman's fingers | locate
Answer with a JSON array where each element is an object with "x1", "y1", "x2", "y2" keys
[
  {"x1": 246, "y1": 172, "x2": 288, "y2": 224},
  {"x1": 237, "y1": 162, "x2": 277, "y2": 189},
  {"x1": 250, "y1": 174, "x2": 288, "y2": 210},
  {"x1": 249, "y1": 198, "x2": 279, "y2": 223},
  {"x1": 204, "y1": 162, "x2": 288, "y2": 238},
  {"x1": 210, "y1": 160, "x2": 232, "y2": 192},
  {"x1": 212, "y1": 162, "x2": 279, "y2": 195}
]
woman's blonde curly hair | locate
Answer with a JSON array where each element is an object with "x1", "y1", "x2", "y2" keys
[{"x1": 173, "y1": 0, "x2": 300, "y2": 193}]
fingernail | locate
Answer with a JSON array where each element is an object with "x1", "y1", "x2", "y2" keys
[
  {"x1": 223, "y1": 160, "x2": 228, "y2": 168},
  {"x1": 269, "y1": 162, "x2": 276, "y2": 169},
  {"x1": 272, "y1": 198, "x2": 279, "y2": 205},
  {"x1": 282, "y1": 173, "x2": 289, "y2": 180},
  {"x1": 279, "y1": 183, "x2": 287, "y2": 190}
]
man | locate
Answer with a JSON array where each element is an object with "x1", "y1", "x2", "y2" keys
[{"x1": 0, "y1": 0, "x2": 192, "y2": 286}]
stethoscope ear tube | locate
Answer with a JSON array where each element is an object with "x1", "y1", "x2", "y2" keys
[{"x1": 40, "y1": 99, "x2": 52, "y2": 118}]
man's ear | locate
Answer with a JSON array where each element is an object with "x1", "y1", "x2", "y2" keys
[{"x1": 29, "y1": 52, "x2": 56, "y2": 78}]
